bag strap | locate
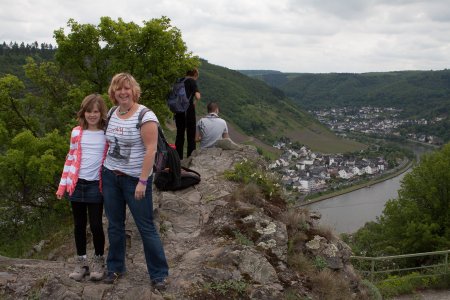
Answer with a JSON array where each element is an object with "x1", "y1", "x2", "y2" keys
[
  {"x1": 104, "y1": 106, "x2": 118, "y2": 134},
  {"x1": 136, "y1": 107, "x2": 150, "y2": 129},
  {"x1": 181, "y1": 166, "x2": 201, "y2": 177},
  {"x1": 136, "y1": 107, "x2": 169, "y2": 149}
]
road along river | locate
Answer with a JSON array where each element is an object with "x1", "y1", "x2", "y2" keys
[{"x1": 304, "y1": 143, "x2": 436, "y2": 234}]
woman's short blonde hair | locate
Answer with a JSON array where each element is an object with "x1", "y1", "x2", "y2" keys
[
  {"x1": 108, "y1": 73, "x2": 141, "y2": 105},
  {"x1": 77, "y1": 94, "x2": 108, "y2": 130}
]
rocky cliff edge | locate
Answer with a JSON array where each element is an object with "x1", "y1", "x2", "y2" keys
[{"x1": 0, "y1": 145, "x2": 370, "y2": 299}]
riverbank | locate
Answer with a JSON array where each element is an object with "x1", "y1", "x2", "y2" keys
[{"x1": 298, "y1": 158, "x2": 414, "y2": 207}]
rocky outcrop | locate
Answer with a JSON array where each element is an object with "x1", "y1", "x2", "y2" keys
[{"x1": 0, "y1": 145, "x2": 368, "y2": 299}]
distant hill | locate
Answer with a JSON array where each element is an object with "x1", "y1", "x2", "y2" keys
[
  {"x1": 243, "y1": 70, "x2": 450, "y2": 118},
  {"x1": 198, "y1": 60, "x2": 365, "y2": 153},
  {"x1": 242, "y1": 69, "x2": 450, "y2": 143}
]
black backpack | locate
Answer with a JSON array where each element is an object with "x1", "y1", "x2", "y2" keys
[
  {"x1": 155, "y1": 166, "x2": 201, "y2": 191},
  {"x1": 105, "y1": 106, "x2": 200, "y2": 191},
  {"x1": 167, "y1": 78, "x2": 190, "y2": 113}
]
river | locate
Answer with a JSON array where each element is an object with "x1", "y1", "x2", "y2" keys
[{"x1": 305, "y1": 142, "x2": 436, "y2": 234}]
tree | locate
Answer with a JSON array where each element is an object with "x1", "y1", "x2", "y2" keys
[
  {"x1": 24, "y1": 57, "x2": 81, "y2": 134},
  {"x1": 53, "y1": 17, "x2": 199, "y2": 124},
  {"x1": 0, "y1": 130, "x2": 67, "y2": 218},
  {"x1": 0, "y1": 74, "x2": 38, "y2": 138},
  {"x1": 352, "y1": 143, "x2": 450, "y2": 256}
]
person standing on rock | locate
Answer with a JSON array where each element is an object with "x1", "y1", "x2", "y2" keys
[
  {"x1": 56, "y1": 94, "x2": 108, "y2": 281},
  {"x1": 174, "y1": 68, "x2": 201, "y2": 159},
  {"x1": 102, "y1": 73, "x2": 169, "y2": 290}
]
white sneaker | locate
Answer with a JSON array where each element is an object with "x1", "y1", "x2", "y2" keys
[
  {"x1": 69, "y1": 256, "x2": 89, "y2": 281},
  {"x1": 89, "y1": 255, "x2": 105, "y2": 281}
]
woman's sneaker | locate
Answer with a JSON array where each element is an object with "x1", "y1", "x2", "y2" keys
[
  {"x1": 152, "y1": 278, "x2": 167, "y2": 291},
  {"x1": 69, "y1": 256, "x2": 89, "y2": 281},
  {"x1": 103, "y1": 272, "x2": 122, "y2": 284},
  {"x1": 89, "y1": 255, "x2": 105, "y2": 281}
]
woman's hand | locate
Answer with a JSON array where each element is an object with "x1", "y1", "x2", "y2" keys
[{"x1": 135, "y1": 182, "x2": 146, "y2": 200}]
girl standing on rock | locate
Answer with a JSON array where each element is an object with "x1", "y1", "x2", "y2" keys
[{"x1": 56, "y1": 94, "x2": 108, "y2": 281}]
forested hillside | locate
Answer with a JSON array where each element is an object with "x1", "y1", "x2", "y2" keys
[
  {"x1": 242, "y1": 70, "x2": 450, "y2": 116},
  {"x1": 0, "y1": 42, "x2": 55, "y2": 77},
  {"x1": 198, "y1": 60, "x2": 365, "y2": 152},
  {"x1": 0, "y1": 42, "x2": 364, "y2": 153},
  {"x1": 241, "y1": 69, "x2": 450, "y2": 142}
]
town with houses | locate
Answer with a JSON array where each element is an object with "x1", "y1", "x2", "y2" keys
[
  {"x1": 269, "y1": 141, "x2": 389, "y2": 196},
  {"x1": 310, "y1": 106, "x2": 445, "y2": 145},
  {"x1": 270, "y1": 106, "x2": 444, "y2": 197}
]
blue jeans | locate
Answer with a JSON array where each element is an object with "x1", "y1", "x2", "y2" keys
[{"x1": 102, "y1": 167, "x2": 169, "y2": 282}]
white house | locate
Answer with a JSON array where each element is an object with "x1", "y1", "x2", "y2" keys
[
  {"x1": 300, "y1": 159, "x2": 314, "y2": 166},
  {"x1": 352, "y1": 166, "x2": 364, "y2": 176},
  {"x1": 279, "y1": 158, "x2": 289, "y2": 167},
  {"x1": 364, "y1": 165, "x2": 376, "y2": 175},
  {"x1": 298, "y1": 180, "x2": 310, "y2": 193},
  {"x1": 338, "y1": 169, "x2": 351, "y2": 179}
]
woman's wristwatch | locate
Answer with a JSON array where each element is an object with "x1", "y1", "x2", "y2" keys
[{"x1": 139, "y1": 179, "x2": 148, "y2": 185}]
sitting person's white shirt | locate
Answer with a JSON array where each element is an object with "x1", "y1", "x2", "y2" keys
[{"x1": 196, "y1": 112, "x2": 229, "y2": 148}]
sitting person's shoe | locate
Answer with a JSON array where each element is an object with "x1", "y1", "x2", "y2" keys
[
  {"x1": 69, "y1": 256, "x2": 89, "y2": 281},
  {"x1": 89, "y1": 255, "x2": 105, "y2": 281},
  {"x1": 152, "y1": 278, "x2": 167, "y2": 291},
  {"x1": 103, "y1": 272, "x2": 121, "y2": 284},
  {"x1": 214, "y1": 138, "x2": 243, "y2": 150}
]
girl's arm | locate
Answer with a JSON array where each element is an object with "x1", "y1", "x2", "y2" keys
[{"x1": 56, "y1": 128, "x2": 79, "y2": 199}]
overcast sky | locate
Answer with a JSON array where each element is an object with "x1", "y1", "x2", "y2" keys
[{"x1": 1, "y1": 0, "x2": 449, "y2": 73}]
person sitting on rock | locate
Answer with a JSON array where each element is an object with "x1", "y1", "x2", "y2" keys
[{"x1": 195, "y1": 102, "x2": 241, "y2": 150}]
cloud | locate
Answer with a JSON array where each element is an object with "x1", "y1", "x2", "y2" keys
[{"x1": 0, "y1": 0, "x2": 449, "y2": 73}]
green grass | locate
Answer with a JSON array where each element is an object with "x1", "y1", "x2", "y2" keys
[
  {"x1": 376, "y1": 273, "x2": 450, "y2": 299},
  {"x1": 203, "y1": 279, "x2": 249, "y2": 297}
]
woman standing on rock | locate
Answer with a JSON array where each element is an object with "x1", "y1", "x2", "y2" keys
[
  {"x1": 56, "y1": 94, "x2": 108, "y2": 281},
  {"x1": 102, "y1": 73, "x2": 169, "y2": 290}
]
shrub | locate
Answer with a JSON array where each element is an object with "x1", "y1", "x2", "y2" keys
[
  {"x1": 288, "y1": 252, "x2": 314, "y2": 274},
  {"x1": 283, "y1": 288, "x2": 305, "y2": 300},
  {"x1": 283, "y1": 209, "x2": 310, "y2": 234},
  {"x1": 313, "y1": 256, "x2": 328, "y2": 271},
  {"x1": 360, "y1": 279, "x2": 382, "y2": 300},
  {"x1": 224, "y1": 159, "x2": 281, "y2": 200},
  {"x1": 203, "y1": 279, "x2": 249, "y2": 297},
  {"x1": 230, "y1": 183, "x2": 264, "y2": 206},
  {"x1": 376, "y1": 273, "x2": 439, "y2": 298},
  {"x1": 310, "y1": 269, "x2": 353, "y2": 300},
  {"x1": 233, "y1": 230, "x2": 254, "y2": 246},
  {"x1": 310, "y1": 225, "x2": 337, "y2": 242}
]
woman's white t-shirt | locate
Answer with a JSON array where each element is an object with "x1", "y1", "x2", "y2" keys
[{"x1": 103, "y1": 105, "x2": 159, "y2": 178}]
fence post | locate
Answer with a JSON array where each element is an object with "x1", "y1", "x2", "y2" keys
[
  {"x1": 445, "y1": 252, "x2": 448, "y2": 275},
  {"x1": 371, "y1": 259, "x2": 375, "y2": 282}
]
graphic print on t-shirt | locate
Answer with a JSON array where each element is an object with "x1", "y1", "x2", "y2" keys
[
  {"x1": 108, "y1": 137, "x2": 128, "y2": 160},
  {"x1": 106, "y1": 130, "x2": 132, "y2": 163}
]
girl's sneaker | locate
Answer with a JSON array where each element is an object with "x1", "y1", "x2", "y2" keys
[
  {"x1": 89, "y1": 255, "x2": 105, "y2": 281},
  {"x1": 69, "y1": 256, "x2": 89, "y2": 281}
]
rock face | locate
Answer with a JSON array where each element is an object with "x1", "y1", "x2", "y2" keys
[{"x1": 0, "y1": 146, "x2": 368, "y2": 299}]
